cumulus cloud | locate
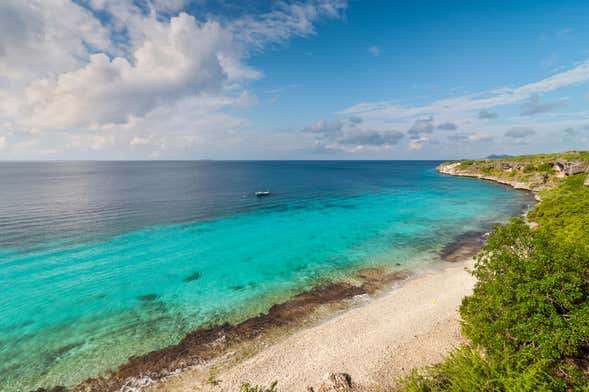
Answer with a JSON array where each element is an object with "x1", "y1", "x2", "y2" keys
[
  {"x1": 0, "y1": 0, "x2": 112, "y2": 80},
  {"x1": 303, "y1": 117, "x2": 403, "y2": 152},
  {"x1": 349, "y1": 116, "x2": 363, "y2": 124},
  {"x1": 520, "y1": 93, "x2": 566, "y2": 116},
  {"x1": 437, "y1": 122, "x2": 457, "y2": 130},
  {"x1": 407, "y1": 117, "x2": 434, "y2": 139},
  {"x1": 505, "y1": 127, "x2": 536, "y2": 138},
  {"x1": 302, "y1": 119, "x2": 344, "y2": 136},
  {"x1": 448, "y1": 132, "x2": 493, "y2": 143},
  {"x1": 0, "y1": 0, "x2": 346, "y2": 157},
  {"x1": 339, "y1": 130, "x2": 404, "y2": 146},
  {"x1": 478, "y1": 109, "x2": 499, "y2": 119},
  {"x1": 408, "y1": 137, "x2": 429, "y2": 151},
  {"x1": 21, "y1": 14, "x2": 253, "y2": 129}
]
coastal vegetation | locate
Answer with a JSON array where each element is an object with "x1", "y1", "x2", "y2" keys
[
  {"x1": 400, "y1": 154, "x2": 589, "y2": 391},
  {"x1": 441, "y1": 151, "x2": 589, "y2": 191}
]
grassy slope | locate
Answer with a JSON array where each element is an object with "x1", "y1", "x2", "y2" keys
[{"x1": 398, "y1": 153, "x2": 589, "y2": 391}]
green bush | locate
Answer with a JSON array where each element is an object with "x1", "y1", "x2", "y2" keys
[
  {"x1": 529, "y1": 174, "x2": 589, "y2": 244},
  {"x1": 461, "y1": 219, "x2": 589, "y2": 364},
  {"x1": 398, "y1": 346, "x2": 558, "y2": 392},
  {"x1": 397, "y1": 173, "x2": 589, "y2": 391}
]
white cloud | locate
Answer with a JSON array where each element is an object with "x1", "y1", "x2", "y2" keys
[
  {"x1": 303, "y1": 119, "x2": 344, "y2": 135},
  {"x1": 0, "y1": 0, "x2": 346, "y2": 157},
  {"x1": 19, "y1": 13, "x2": 255, "y2": 130},
  {"x1": 368, "y1": 45, "x2": 381, "y2": 57},
  {"x1": 437, "y1": 121, "x2": 457, "y2": 131},
  {"x1": 478, "y1": 109, "x2": 499, "y2": 119},
  {"x1": 0, "y1": 0, "x2": 112, "y2": 81},
  {"x1": 407, "y1": 117, "x2": 434, "y2": 139},
  {"x1": 229, "y1": 0, "x2": 346, "y2": 49},
  {"x1": 340, "y1": 60, "x2": 589, "y2": 120},
  {"x1": 520, "y1": 93, "x2": 566, "y2": 115},
  {"x1": 409, "y1": 136, "x2": 429, "y2": 151},
  {"x1": 505, "y1": 127, "x2": 536, "y2": 139}
]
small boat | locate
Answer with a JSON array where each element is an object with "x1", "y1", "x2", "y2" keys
[{"x1": 255, "y1": 191, "x2": 271, "y2": 197}]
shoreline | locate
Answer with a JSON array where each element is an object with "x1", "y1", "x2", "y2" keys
[
  {"x1": 151, "y1": 258, "x2": 476, "y2": 391},
  {"x1": 48, "y1": 266, "x2": 414, "y2": 392},
  {"x1": 436, "y1": 162, "x2": 541, "y2": 200},
  {"x1": 39, "y1": 170, "x2": 530, "y2": 392},
  {"x1": 39, "y1": 234, "x2": 485, "y2": 392}
]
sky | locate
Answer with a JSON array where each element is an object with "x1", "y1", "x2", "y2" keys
[{"x1": 1, "y1": 0, "x2": 589, "y2": 160}]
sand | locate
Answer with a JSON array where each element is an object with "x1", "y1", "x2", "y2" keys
[{"x1": 151, "y1": 260, "x2": 475, "y2": 391}]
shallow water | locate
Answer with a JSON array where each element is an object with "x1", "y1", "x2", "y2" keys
[{"x1": 0, "y1": 161, "x2": 533, "y2": 391}]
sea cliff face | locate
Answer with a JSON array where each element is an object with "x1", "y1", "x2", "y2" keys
[{"x1": 437, "y1": 151, "x2": 589, "y2": 195}]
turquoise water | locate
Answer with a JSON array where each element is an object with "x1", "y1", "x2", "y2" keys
[{"x1": 0, "y1": 161, "x2": 533, "y2": 391}]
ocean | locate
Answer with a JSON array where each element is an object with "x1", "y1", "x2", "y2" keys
[{"x1": 0, "y1": 161, "x2": 533, "y2": 391}]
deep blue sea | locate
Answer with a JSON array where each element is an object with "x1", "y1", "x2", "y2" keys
[{"x1": 0, "y1": 161, "x2": 533, "y2": 391}]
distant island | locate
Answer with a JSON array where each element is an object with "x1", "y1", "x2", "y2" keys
[{"x1": 484, "y1": 153, "x2": 514, "y2": 160}]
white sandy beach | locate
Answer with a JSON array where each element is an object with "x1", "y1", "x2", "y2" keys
[{"x1": 151, "y1": 260, "x2": 476, "y2": 391}]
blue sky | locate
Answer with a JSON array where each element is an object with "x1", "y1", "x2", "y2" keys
[{"x1": 0, "y1": 0, "x2": 588, "y2": 159}]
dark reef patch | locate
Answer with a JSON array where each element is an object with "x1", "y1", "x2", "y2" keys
[
  {"x1": 45, "y1": 268, "x2": 409, "y2": 392},
  {"x1": 183, "y1": 271, "x2": 202, "y2": 282},
  {"x1": 47, "y1": 342, "x2": 84, "y2": 361},
  {"x1": 439, "y1": 231, "x2": 487, "y2": 262},
  {"x1": 137, "y1": 294, "x2": 159, "y2": 302}
]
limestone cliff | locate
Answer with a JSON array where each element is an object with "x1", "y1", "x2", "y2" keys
[{"x1": 437, "y1": 151, "x2": 589, "y2": 194}]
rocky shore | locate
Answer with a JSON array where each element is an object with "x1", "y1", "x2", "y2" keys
[
  {"x1": 437, "y1": 153, "x2": 589, "y2": 197},
  {"x1": 37, "y1": 267, "x2": 414, "y2": 392},
  {"x1": 37, "y1": 157, "x2": 559, "y2": 392}
]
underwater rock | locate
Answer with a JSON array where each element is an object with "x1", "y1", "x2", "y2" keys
[
  {"x1": 183, "y1": 271, "x2": 202, "y2": 282},
  {"x1": 137, "y1": 294, "x2": 158, "y2": 302}
]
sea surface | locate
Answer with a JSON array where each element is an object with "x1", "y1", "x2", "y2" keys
[{"x1": 0, "y1": 161, "x2": 533, "y2": 391}]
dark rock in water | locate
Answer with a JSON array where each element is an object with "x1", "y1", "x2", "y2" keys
[
  {"x1": 49, "y1": 341, "x2": 84, "y2": 360},
  {"x1": 137, "y1": 294, "x2": 158, "y2": 302},
  {"x1": 440, "y1": 231, "x2": 486, "y2": 262},
  {"x1": 62, "y1": 268, "x2": 406, "y2": 392},
  {"x1": 183, "y1": 271, "x2": 202, "y2": 282}
]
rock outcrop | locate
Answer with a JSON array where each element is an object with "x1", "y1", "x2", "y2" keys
[
  {"x1": 437, "y1": 155, "x2": 589, "y2": 194},
  {"x1": 553, "y1": 160, "x2": 588, "y2": 177}
]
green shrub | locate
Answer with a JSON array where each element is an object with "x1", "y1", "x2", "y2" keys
[
  {"x1": 397, "y1": 346, "x2": 559, "y2": 392},
  {"x1": 461, "y1": 219, "x2": 589, "y2": 364},
  {"x1": 397, "y1": 172, "x2": 589, "y2": 391}
]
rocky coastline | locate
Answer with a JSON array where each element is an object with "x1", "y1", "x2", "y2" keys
[
  {"x1": 437, "y1": 154, "x2": 589, "y2": 198},
  {"x1": 34, "y1": 158, "x2": 556, "y2": 392}
]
